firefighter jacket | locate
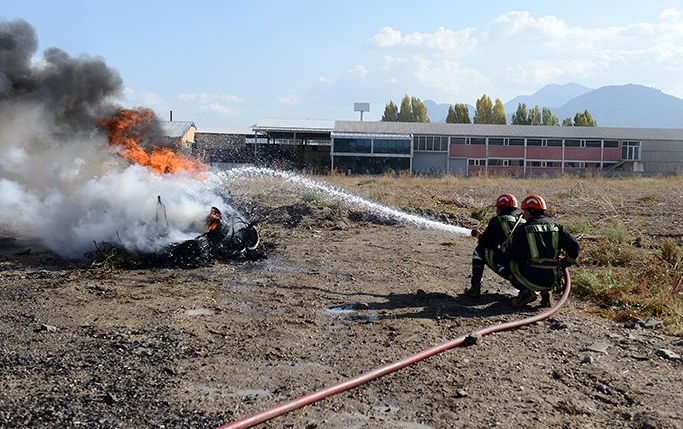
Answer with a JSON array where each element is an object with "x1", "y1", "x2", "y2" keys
[
  {"x1": 507, "y1": 215, "x2": 580, "y2": 291},
  {"x1": 478, "y1": 214, "x2": 523, "y2": 250},
  {"x1": 475, "y1": 213, "x2": 524, "y2": 272}
]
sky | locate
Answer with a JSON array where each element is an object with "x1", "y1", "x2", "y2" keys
[{"x1": 4, "y1": 0, "x2": 683, "y2": 131}]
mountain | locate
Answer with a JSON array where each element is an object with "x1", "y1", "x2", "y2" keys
[
  {"x1": 422, "y1": 99, "x2": 473, "y2": 123},
  {"x1": 552, "y1": 84, "x2": 683, "y2": 128},
  {"x1": 503, "y1": 83, "x2": 593, "y2": 113},
  {"x1": 422, "y1": 100, "x2": 452, "y2": 123},
  {"x1": 424, "y1": 83, "x2": 683, "y2": 128}
]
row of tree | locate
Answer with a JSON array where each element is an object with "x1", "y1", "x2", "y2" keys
[
  {"x1": 381, "y1": 94, "x2": 597, "y2": 127},
  {"x1": 381, "y1": 96, "x2": 429, "y2": 122}
]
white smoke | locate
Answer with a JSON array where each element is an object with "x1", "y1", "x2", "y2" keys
[
  {"x1": 0, "y1": 103, "x2": 231, "y2": 259},
  {"x1": 0, "y1": 19, "x2": 232, "y2": 259}
]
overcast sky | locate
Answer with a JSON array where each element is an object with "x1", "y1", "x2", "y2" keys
[{"x1": 4, "y1": 0, "x2": 683, "y2": 130}]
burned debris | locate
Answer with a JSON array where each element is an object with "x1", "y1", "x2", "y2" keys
[
  {"x1": 165, "y1": 205, "x2": 261, "y2": 268},
  {"x1": 87, "y1": 200, "x2": 262, "y2": 269}
]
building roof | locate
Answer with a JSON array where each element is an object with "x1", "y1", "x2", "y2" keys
[
  {"x1": 334, "y1": 121, "x2": 683, "y2": 140},
  {"x1": 253, "y1": 118, "x2": 336, "y2": 132},
  {"x1": 159, "y1": 121, "x2": 196, "y2": 138},
  {"x1": 197, "y1": 126, "x2": 255, "y2": 135}
]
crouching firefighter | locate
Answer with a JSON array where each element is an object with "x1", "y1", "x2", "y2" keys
[
  {"x1": 464, "y1": 194, "x2": 524, "y2": 298},
  {"x1": 506, "y1": 195, "x2": 580, "y2": 307}
]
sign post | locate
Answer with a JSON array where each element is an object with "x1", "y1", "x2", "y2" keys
[{"x1": 353, "y1": 103, "x2": 370, "y2": 121}]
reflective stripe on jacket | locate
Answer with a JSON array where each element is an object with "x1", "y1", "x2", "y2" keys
[{"x1": 508, "y1": 215, "x2": 580, "y2": 291}]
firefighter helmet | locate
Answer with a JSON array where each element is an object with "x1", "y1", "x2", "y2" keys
[
  {"x1": 521, "y1": 195, "x2": 547, "y2": 211},
  {"x1": 494, "y1": 194, "x2": 518, "y2": 209}
]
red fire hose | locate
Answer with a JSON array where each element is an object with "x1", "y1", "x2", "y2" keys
[{"x1": 214, "y1": 269, "x2": 572, "y2": 429}]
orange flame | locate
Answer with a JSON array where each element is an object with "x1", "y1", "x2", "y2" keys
[{"x1": 100, "y1": 108, "x2": 208, "y2": 175}]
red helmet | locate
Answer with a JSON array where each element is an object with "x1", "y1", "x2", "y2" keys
[
  {"x1": 494, "y1": 194, "x2": 518, "y2": 208},
  {"x1": 521, "y1": 195, "x2": 547, "y2": 211}
]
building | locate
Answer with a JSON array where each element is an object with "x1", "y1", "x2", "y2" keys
[
  {"x1": 203, "y1": 119, "x2": 683, "y2": 177},
  {"x1": 251, "y1": 119, "x2": 333, "y2": 172},
  {"x1": 331, "y1": 121, "x2": 683, "y2": 176},
  {"x1": 159, "y1": 121, "x2": 197, "y2": 150},
  {"x1": 193, "y1": 127, "x2": 255, "y2": 169}
]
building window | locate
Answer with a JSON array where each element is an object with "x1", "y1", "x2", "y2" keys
[
  {"x1": 487, "y1": 158, "x2": 523, "y2": 167},
  {"x1": 374, "y1": 139, "x2": 411, "y2": 154},
  {"x1": 469, "y1": 137, "x2": 486, "y2": 145},
  {"x1": 547, "y1": 139, "x2": 562, "y2": 147},
  {"x1": 440, "y1": 136, "x2": 449, "y2": 151},
  {"x1": 565, "y1": 139, "x2": 581, "y2": 147},
  {"x1": 604, "y1": 140, "x2": 618, "y2": 148},
  {"x1": 414, "y1": 136, "x2": 448, "y2": 151},
  {"x1": 468, "y1": 158, "x2": 486, "y2": 166},
  {"x1": 529, "y1": 160, "x2": 561, "y2": 168},
  {"x1": 334, "y1": 138, "x2": 372, "y2": 153},
  {"x1": 334, "y1": 155, "x2": 410, "y2": 174},
  {"x1": 622, "y1": 141, "x2": 641, "y2": 160},
  {"x1": 527, "y1": 139, "x2": 542, "y2": 146},
  {"x1": 586, "y1": 140, "x2": 602, "y2": 148},
  {"x1": 426, "y1": 136, "x2": 434, "y2": 150},
  {"x1": 488, "y1": 137, "x2": 504, "y2": 146},
  {"x1": 509, "y1": 138, "x2": 525, "y2": 146},
  {"x1": 451, "y1": 137, "x2": 466, "y2": 145}
]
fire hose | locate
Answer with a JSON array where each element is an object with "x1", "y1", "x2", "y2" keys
[{"x1": 214, "y1": 268, "x2": 572, "y2": 429}]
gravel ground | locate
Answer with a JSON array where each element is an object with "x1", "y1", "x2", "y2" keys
[{"x1": 1, "y1": 197, "x2": 682, "y2": 429}]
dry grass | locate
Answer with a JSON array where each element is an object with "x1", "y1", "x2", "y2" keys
[{"x1": 315, "y1": 172, "x2": 683, "y2": 334}]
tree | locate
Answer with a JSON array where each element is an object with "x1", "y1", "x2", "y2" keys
[
  {"x1": 446, "y1": 105, "x2": 456, "y2": 123},
  {"x1": 512, "y1": 104, "x2": 559, "y2": 126},
  {"x1": 474, "y1": 94, "x2": 494, "y2": 124},
  {"x1": 528, "y1": 105, "x2": 542, "y2": 125},
  {"x1": 382, "y1": 95, "x2": 431, "y2": 122},
  {"x1": 493, "y1": 98, "x2": 506, "y2": 124},
  {"x1": 398, "y1": 95, "x2": 413, "y2": 122},
  {"x1": 562, "y1": 117, "x2": 573, "y2": 126},
  {"x1": 411, "y1": 97, "x2": 430, "y2": 123},
  {"x1": 542, "y1": 107, "x2": 559, "y2": 126},
  {"x1": 574, "y1": 110, "x2": 597, "y2": 126},
  {"x1": 446, "y1": 103, "x2": 471, "y2": 123},
  {"x1": 381, "y1": 100, "x2": 399, "y2": 122},
  {"x1": 455, "y1": 103, "x2": 471, "y2": 123},
  {"x1": 511, "y1": 103, "x2": 528, "y2": 125}
]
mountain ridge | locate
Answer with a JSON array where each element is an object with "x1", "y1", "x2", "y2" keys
[{"x1": 423, "y1": 83, "x2": 683, "y2": 128}]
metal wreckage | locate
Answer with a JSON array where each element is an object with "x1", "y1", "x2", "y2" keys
[
  {"x1": 164, "y1": 202, "x2": 261, "y2": 268},
  {"x1": 88, "y1": 197, "x2": 261, "y2": 269}
]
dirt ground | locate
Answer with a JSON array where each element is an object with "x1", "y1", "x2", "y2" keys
[{"x1": 1, "y1": 184, "x2": 683, "y2": 429}]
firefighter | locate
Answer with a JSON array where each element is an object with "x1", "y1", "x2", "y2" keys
[
  {"x1": 464, "y1": 194, "x2": 524, "y2": 298},
  {"x1": 507, "y1": 195, "x2": 580, "y2": 307}
]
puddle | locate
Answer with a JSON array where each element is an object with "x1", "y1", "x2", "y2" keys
[
  {"x1": 246, "y1": 259, "x2": 305, "y2": 274},
  {"x1": 349, "y1": 313, "x2": 382, "y2": 322},
  {"x1": 324, "y1": 304, "x2": 385, "y2": 322},
  {"x1": 325, "y1": 304, "x2": 358, "y2": 315},
  {"x1": 185, "y1": 308, "x2": 215, "y2": 316}
]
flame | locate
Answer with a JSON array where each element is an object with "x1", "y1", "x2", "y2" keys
[{"x1": 100, "y1": 108, "x2": 208, "y2": 175}]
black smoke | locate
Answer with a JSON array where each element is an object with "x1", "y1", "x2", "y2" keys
[{"x1": 0, "y1": 18, "x2": 123, "y2": 132}]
